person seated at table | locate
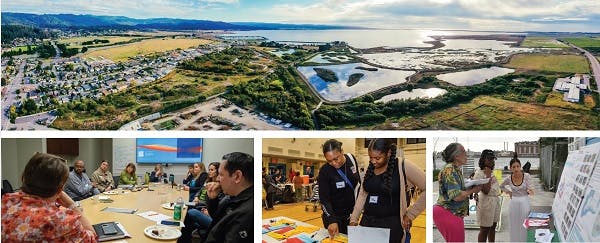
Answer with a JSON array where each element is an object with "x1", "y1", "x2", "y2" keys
[
  {"x1": 64, "y1": 160, "x2": 100, "y2": 201},
  {"x1": 91, "y1": 160, "x2": 114, "y2": 193},
  {"x1": 149, "y1": 163, "x2": 167, "y2": 183},
  {"x1": 349, "y1": 138, "x2": 426, "y2": 243},
  {"x1": 184, "y1": 162, "x2": 208, "y2": 202},
  {"x1": 193, "y1": 152, "x2": 254, "y2": 243},
  {"x1": 193, "y1": 162, "x2": 221, "y2": 204},
  {"x1": 1, "y1": 152, "x2": 97, "y2": 242},
  {"x1": 179, "y1": 162, "x2": 224, "y2": 242},
  {"x1": 119, "y1": 162, "x2": 138, "y2": 186},
  {"x1": 183, "y1": 164, "x2": 194, "y2": 185}
]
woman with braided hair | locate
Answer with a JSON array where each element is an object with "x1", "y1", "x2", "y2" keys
[
  {"x1": 318, "y1": 139, "x2": 361, "y2": 239},
  {"x1": 350, "y1": 138, "x2": 426, "y2": 243}
]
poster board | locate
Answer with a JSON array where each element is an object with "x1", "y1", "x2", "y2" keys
[
  {"x1": 566, "y1": 143, "x2": 600, "y2": 242},
  {"x1": 552, "y1": 142, "x2": 600, "y2": 242}
]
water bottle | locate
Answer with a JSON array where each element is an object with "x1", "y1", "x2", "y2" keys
[{"x1": 173, "y1": 196, "x2": 183, "y2": 220}]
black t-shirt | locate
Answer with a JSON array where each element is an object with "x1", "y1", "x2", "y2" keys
[
  {"x1": 318, "y1": 154, "x2": 360, "y2": 224},
  {"x1": 363, "y1": 161, "x2": 400, "y2": 218}
]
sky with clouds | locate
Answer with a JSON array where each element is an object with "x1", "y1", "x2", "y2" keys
[
  {"x1": 432, "y1": 137, "x2": 540, "y2": 152},
  {"x1": 2, "y1": 0, "x2": 600, "y2": 32}
]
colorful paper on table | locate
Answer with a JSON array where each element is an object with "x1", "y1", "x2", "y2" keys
[
  {"x1": 523, "y1": 218, "x2": 549, "y2": 228},
  {"x1": 267, "y1": 231, "x2": 286, "y2": 240},
  {"x1": 296, "y1": 225, "x2": 319, "y2": 233},
  {"x1": 275, "y1": 226, "x2": 295, "y2": 234},
  {"x1": 271, "y1": 219, "x2": 296, "y2": 226},
  {"x1": 321, "y1": 234, "x2": 348, "y2": 243},
  {"x1": 296, "y1": 233, "x2": 319, "y2": 243},
  {"x1": 268, "y1": 224, "x2": 291, "y2": 231},
  {"x1": 285, "y1": 237, "x2": 305, "y2": 243},
  {"x1": 282, "y1": 229, "x2": 304, "y2": 238},
  {"x1": 348, "y1": 226, "x2": 389, "y2": 243}
]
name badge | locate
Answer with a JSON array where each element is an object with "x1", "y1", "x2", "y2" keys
[
  {"x1": 336, "y1": 181, "x2": 345, "y2": 189},
  {"x1": 350, "y1": 166, "x2": 357, "y2": 174},
  {"x1": 369, "y1": 196, "x2": 378, "y2": 204}
]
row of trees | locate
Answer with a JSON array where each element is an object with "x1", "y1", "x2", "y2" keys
[
  {"x1": 225, "y1": 66, "x2": 317, "y2": 129},
  {"x1": 56, "y1": 43, "x2": 79, "y2": 57},
  {"x1": 81, "y1": 39, "x2": 110, "y2": 45}
]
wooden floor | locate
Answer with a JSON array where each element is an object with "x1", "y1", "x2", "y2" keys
[{"x1": 263, "y1": 202, "x2": 427, "y2": 242}]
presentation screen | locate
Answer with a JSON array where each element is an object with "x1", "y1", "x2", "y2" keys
[{"x1": 136, "y1": 138, "x2": 203, "y2": 164}]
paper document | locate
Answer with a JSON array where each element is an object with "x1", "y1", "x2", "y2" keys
[
  {"x1": 101, "y1": 207, "x2": 137, "y2": 214},
  {"x1": 464, "y1": 178, "x2": 490, "y2": 188},
  {"x1": 137, "y1": 211, "x2": 171, "y2": 223},
  {"x1": 535, "y1": 229, "x2": 554, "y2": 243},
  {"x1": 348, "y1": 226, "x2": 389, "y2": 243},
  {"x1": 528, "y1": 212, "x2": 551, "y2": 219}
]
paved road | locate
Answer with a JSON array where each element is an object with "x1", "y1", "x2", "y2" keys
[
  {"x1": 1, "y1": 60, "x2": 26, "y2": 130},
  {"x1": 569, "y1": 44, "x2": 600, "y2": 92}
]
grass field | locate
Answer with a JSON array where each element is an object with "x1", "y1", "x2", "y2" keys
[
  {"x1": 504, "y1": 54, "x2": 590, "y2": 73},
  {"x1": 10, "y1": 45, "x2": 36, "y2": 52},
  {"x1": 388, "y1": 96, "x2": 599, "y2": 130},
  {"x1": 83, "y1": 38, "x2": 212, "y2": 62},
  {"x1": 58, "y1": 36, "x2": 140, "y2": 48},
  {"x1": 544, "y1": 92, "x2": 592, "y2": 111},
  {"x1": 521, "y1": 37, "x2": 568, "y2": 48},
  {"x1": 169, "y1": 70, "x2": 256, "y2": 97},
  {"x1": 562, "y1": 37, "x2": 600, "y2": 48}
]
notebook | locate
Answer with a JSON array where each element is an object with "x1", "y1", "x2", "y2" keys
[{"x1": 92, "y1": 222, "x2": 131, "y2": 242}]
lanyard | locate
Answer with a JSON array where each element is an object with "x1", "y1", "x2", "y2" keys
[{"x1": 336, "y1": 168, "x2": 354, "y2": 191}]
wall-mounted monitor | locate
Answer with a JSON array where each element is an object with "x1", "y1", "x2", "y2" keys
[{"x1": 136, "y1": 138, "x2": 203, "y2": 164}]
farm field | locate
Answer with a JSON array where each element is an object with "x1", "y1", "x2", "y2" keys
[
  {"x1": 383, "y1": 96, "x2": 599, "y2": 130},
  {"x1": 82, "y1": 38, "x2": 212, "y2": 62},
  {"x1": 561, "y1": 37, "x2": 600, "y2": 48},
  {"x1": 520, "y1": 37, "x2": 568, "y2": 48},
  {"x1": 504, "y1": 54, "x2": 590, "y2": 73},
  {"x1": 58, "y1": 36, "x2": 140, "y2": 48}
]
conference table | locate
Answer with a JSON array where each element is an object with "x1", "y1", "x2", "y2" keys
[{"x1": 80, "y1": 183, "x2": 189, "y2": 242}]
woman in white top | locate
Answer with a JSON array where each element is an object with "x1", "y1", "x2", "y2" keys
[
  {"x1": 474, "y1": 149, "x2": 501, "y2": 242},
  {"x1": 500, "y1": 153, "x2": 534, "y2": 242}
]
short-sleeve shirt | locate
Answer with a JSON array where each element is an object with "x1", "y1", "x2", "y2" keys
[
  {"x1": 1, "y1": 191, "x2": 98, "y2": 242},
  {"x1": 436, "y1": 163, "x2": 469, "y2": 217}
]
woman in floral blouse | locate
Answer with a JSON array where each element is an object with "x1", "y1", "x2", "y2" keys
[
  {"x1": 433, "y1": 143, "x2": 482, "y2": 242},
  {"x1": 1, "y1": 152, "x2": 97, "y2": 242}
]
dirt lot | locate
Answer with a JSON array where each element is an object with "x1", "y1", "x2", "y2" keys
[{"x1": 144, "y1": 97, "x2": 282, "y2": 130}]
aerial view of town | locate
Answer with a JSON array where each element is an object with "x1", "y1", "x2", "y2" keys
[{"x1": 1, "y1": 0, "x2": 599, "y2": 130}]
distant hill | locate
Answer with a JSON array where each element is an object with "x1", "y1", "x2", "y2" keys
[
  {"x1": 1, "y1": 24, "x2": 55, "y2": 44},
  {"x1": 230, "y1": 22, "x2": 360, "y2": 30},
  {"x1": 1, "y1": 12, "x2": 355, "y2": 31}
]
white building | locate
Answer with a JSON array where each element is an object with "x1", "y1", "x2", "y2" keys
[{"x1": 554, "y1": 75, "x2": 585, "y2": 103}]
